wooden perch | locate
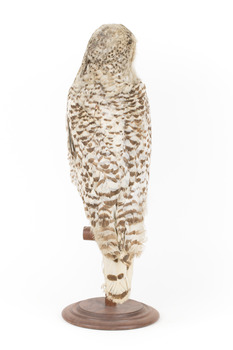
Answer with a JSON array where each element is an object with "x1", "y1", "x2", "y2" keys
[{"x1": 83, "y1": 226, "x2": 94, "y2": 240}]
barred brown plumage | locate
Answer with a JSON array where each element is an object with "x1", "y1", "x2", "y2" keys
[{"x1": 66, "y1": 24, "x2": 152, "y2": 303}]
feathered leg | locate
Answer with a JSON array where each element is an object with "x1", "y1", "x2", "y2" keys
[{"x1": 102, "y1": 255, "x2": 133, "y2": 304}]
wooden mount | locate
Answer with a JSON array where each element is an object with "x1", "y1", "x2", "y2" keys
[
  {"x1": 62, "y1": 297, "x2": 159, "y2": 330},
  {"x1": 61, "y1": 226, "x2": 160, "y2": 330}
]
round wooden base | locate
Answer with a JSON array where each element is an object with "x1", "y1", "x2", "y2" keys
[{"x1": 62, "y1": 297, "x2": 159, "y2": 330}]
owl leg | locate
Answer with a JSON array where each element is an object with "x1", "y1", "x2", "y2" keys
[{"x1": 101, "y1": 255, "x2": 134, "y2": 304}]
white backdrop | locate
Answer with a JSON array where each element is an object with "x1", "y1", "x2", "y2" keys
[{"x1": 0, "y1": 0, "x2": 233, "y2": 349}]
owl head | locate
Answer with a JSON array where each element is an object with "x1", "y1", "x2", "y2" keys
[{"x1": 78, "y1": 24, "x2": 137, "y2": 79}]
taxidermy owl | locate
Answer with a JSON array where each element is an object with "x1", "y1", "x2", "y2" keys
[{"x1": 66, "y1": 24, "x2": 152, "y2": 304}]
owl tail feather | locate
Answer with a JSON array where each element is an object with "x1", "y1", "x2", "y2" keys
[{"x1": 101, "y1": 254, "x2": 133, "y2": 304}]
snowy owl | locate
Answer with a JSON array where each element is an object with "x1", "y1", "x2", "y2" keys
[{"x1": 66, "y1": 24, "x2": 152, "y2": 304}]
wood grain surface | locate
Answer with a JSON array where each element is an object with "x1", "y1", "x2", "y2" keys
[{"x1": 62, "y1": 297, "x2": 159, "y2": 330}]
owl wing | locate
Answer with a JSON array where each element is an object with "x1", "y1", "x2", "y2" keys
[
  {"x1": 116, "y1": 82, "x2": 152, "y2": 258},
  {"x1": 66, "y1": 86, "x2": 128, "y2": 258},
  {"x1": 134, "y1": 83, "x2": 152, "y2": 210},
  {"x1": 124, "y1": 82, "x2": 152, "y2": 211},
  {"x1": 66, "y1": 88, "x2": 98, "y2": 205}
]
